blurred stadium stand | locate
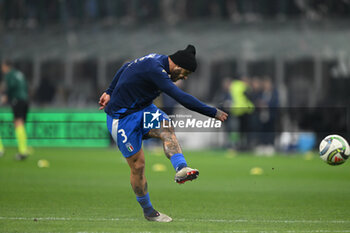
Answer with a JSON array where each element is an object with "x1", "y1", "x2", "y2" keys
[{"x1": 1, "y1": 0, "x2": 350, "y2": 149}]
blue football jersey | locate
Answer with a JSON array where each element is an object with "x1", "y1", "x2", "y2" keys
[{"x1": 104, "y1": 54, "x2": 216, "y2": 119}]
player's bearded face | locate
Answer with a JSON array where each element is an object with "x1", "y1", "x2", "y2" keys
[{"x1": 170, "y1": 67, "x2": 191, "y2": 82}]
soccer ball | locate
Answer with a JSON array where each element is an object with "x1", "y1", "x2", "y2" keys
[{"x1": 319, "y1": 135, "x2": 350, "y2": 166}]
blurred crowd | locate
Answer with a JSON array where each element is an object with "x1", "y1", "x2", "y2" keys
[
  {"x1": 212, "y1": 75, "x2": 280, "y2": 154},
  {"x1": 1, "y1": 0, "x2": 350, "y2": 29}
]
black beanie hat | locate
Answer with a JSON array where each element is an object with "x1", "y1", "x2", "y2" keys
[{"x1": 169, "y1": 45, "x2": 197, "y2": 72}]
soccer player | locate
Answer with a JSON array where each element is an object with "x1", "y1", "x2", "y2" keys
[
  {"x1": 99, "y1": 45, "x2": 228, "y2": 222},
  {"x1": 1, "y1": 60, "x2": 30, "y2": 160}
]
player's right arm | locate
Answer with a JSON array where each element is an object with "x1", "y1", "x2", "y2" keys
[
  {"x1": 98, "y1": 92, "x2": 110, "y2": 110},
  {"x1": 105, "y1": 62, "x2": 129, "y2": 95},
  {"x1": 99, "y1": 62, "x2": 130, "y2": 110}
]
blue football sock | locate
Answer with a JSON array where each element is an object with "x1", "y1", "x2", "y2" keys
[
  {"x1": 136, "y1": 193, "x2": 154, "y2": 216},
  {"x1": 170, "y1": 153, "x2": 187, "y2": 172}
]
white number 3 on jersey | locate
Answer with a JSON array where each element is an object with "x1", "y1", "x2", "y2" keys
[{"x1": 118, "y1": 129, "x2": 127, "y2": 143}]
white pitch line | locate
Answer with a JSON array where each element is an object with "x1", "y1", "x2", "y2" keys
[
  {"x1": 0, "y1": 217, "x2": 133, "y2": 222},
  {"x1": 180, "y1": 219, "x2": 350, "y2": 224},
  {"x1": 1, "y1": 216, "x2": 350, "y2": 224}
]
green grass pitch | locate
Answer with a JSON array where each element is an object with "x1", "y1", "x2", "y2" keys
[{"x1": 1, "y1": 147, "x2": 350, "y2": 232}]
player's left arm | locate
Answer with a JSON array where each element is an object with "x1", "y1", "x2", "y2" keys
[
  {"x1": 166, "y1": 85, "x2": 228, "y2": 122},
  {"x1": 215, "y1": 108, "x2": 228, "y2": 122},
  {"x1": 150, "y1": 70, "x2": 228, "y2": 121}
]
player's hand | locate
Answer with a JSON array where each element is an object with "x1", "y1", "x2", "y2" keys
[
  {"x1": 215, "y1": 109, "x2": 228, "y2": 122},
  {"x1": 99, "y1": 92, "x2": 110, "y2": 110}
]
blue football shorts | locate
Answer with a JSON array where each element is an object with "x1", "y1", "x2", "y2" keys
[{"x1": 106, "y1": 104, "x2": 169, "y2": 158}]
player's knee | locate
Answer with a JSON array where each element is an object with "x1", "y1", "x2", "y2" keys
[{"x1": 131, "y1": 160, "x2": 145, "y2": 176}]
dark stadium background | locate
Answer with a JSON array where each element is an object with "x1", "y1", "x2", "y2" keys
[{"x1": 1, "y1": 0, "x2": 349, "y2": 152}]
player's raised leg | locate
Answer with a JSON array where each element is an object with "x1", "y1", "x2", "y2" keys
[
  {"x1": 125, "y1": 148, "x2": 172, "y2": 222},
  {"x1": 146, "y1": 123, "x2": 199, "y2": 184}
]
